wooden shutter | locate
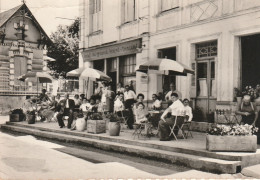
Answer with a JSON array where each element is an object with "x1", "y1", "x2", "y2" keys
[{"x1": 127, "y1": 0, "x2": 135, "y2": 22}]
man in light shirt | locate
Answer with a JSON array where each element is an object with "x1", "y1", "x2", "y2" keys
[
  {"x1": 165, "y1": 83, "x2": 182, "y2": 106},
  {"x1": 124, "y1": 85, "x2": 136, "y2": 129},
  {"x1": 159, "y1": 93, "x2": 185, "y2": 141}
]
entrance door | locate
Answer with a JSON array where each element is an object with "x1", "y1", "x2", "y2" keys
[
  {"x1": 196, "y1": 59, "x2": 216, "y2": 120},
  {"x1": 241, "y1": 34, "x2": 260, "y2": 88}
]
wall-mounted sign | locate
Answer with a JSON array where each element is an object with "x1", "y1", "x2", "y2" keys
[
  {"x1": 82, "y1": 39, "x2": 142, "y2": 61},
  {"x1": 140, "y1": 74, "x2": 148, "y2": 84}
]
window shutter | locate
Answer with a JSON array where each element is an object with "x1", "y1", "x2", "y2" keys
[
  {"x1": 89, "y1": 0, "x2": 95, "y2": 14},
  {"x1": 127, "y1": 0, "x2": 135, "y2": 22},
  {"x1": 121, "y1": 0, "x2": 126, "y2": 23}
]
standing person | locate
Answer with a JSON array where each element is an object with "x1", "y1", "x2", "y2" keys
[
  {"x1": 159, "y1": 93, "x2": 185, "y2": 141},
  {"x1": 129, "y1": 80, "x2": 136, "y2": 93},
  {"x1": 124, "y1": 85, "x2": 136, "y2": 129},
  {"x1": 165, "y1": 83, "x2": 182, "y2": 106},
  {"x1": 182, "y1": 99, "x2": 193, "y2": 122},
  {"x1": 236, "y1": 95, "x2": 258, "y2": 126},
  {"x1": 105, "y1": 84, "x2": 115, "y2": 112},
  {"x1": 80, "y1": 94, "x2": 85, "y2": 102},
  {"x1": 116, "y1": 82, "x2": 125, "y2": 94},
  {"x1": 101, "y1": 82, "x2": 108, "y2": 112},
  {"x1": 56, "y1": 93, "x2": 75, "y2": 128},
  {"x1": 56, "y1": 94, "x2": 61, "y2": 103},
  {"x1": 93, "y1": 82, "x2": 102, "y2": 100}
]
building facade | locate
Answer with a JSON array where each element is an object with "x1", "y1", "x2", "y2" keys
[
  {"x1": 79, "y1": 0, "x2": 260, "y2": 119},
  {"x1": 0, "y1": 3, "x2": 50, "y2": 95},
  {"x1": 0, "y1": 3, "x2": 51, "y2": 112}
]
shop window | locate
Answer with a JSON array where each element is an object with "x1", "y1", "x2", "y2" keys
[
  {"x1": 93, "y1": 59, "x2": 104, "y2": 72},
  {"x1": 90, "y1": 0, "x2": 102, "y2": 32},
  {"x1": 161, "y1": 0, "x2": 179, "y2": 12},
  {"x1": 121, "y1": 0, "x2": 136, "y2": 24},
  {"x1": 120, "y1": 55, "x2": 136, "y2": 87}
]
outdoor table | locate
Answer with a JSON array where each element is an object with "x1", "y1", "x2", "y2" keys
[{"x1": 148, "y1": 110, "x2": 163, "y2": 129}]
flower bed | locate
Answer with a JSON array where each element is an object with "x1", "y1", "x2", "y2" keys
[{"x1": 206, "y1": 124, "x2": 258, "y2": 152}]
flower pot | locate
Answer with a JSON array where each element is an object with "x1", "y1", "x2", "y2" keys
[
  {"x1": 206, "y1": 134, "x2": 257, "y2": 152},
  {"x1": 27, "y1": 114, "x2": 36, "y2": 124},
  {"x1": 9, "y1": 114, "x2": 19, "y2": 122},
  {"x1": 76, "y1": 117, "x2": 86, "y2": 131},
  {"x1": 109, "y1": 121, "x2": 121, "y2": 136}
]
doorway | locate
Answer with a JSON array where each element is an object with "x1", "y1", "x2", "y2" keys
[
  {"x1": 241, "y1": 34, "x2": 260, "y2": 89},
  {"x1": 157, "y1": 47, "x2": 176, "y2": 98},
  {"x1": 195, "y1": 41, "x2": 217, "y2": 121}
]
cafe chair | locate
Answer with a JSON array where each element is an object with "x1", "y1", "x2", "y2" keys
[
  {"x1": 169, "y1": 116, "x2": 178, "y2": 141},
  {"x1": 181, "y1": 121, "x2": 193, "y2": 139},
  {"x1": 132, "y1": 122, "x2": 153, "y2": 139}
]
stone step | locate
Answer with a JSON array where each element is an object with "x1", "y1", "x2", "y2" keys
[
  {"x1": 1, "y1": 124, "x2": 241, "y2": 174},
  {"x1": 4, "y1": 122, "x2": 248, "y2": 162}
]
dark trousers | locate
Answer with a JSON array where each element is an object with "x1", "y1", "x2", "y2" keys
[
  {"x1": 158, "y1": 116, "x2": 184, "y2": 140},
  {"x1": 57, "y1": 108, "x2": 74, "y2": 128},
  {"x1": 125, "y1": 99, "x2": 135, "y2": 129}
]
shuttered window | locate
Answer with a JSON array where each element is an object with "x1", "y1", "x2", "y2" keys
[
  {"x1": 90, "y1": 0, "x2": 102, "y2": 32},
  {"x1": 14, "y1": 57, "x2": 27, "y2": 85},
  {"x1": 122, "y1": 0, "x2": 136, "y2": 23},
  {"x1": 161, "y1": 0, "x2": 179, "y2": 12}
]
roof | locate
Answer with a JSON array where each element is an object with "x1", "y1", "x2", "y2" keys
[
  {"x1": 0, "y1": 4, "x2": 23, "y2": 28},
  {"x1": 0, "y1": 4, "x2": 51, "y2": 42}
]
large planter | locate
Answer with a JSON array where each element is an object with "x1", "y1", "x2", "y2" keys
[
  {"x1": 108, "y1": 121, "x2": 121, "y2": 136},
  {"x1": 87, "y1": 120, "x2": 106, "y2": 134},
  {"x1": 9, "y1": 114, "x2": 20, "y2": 122},
  {"x1": 206, "y1": 134, "x2": 257, "y2": 152},
  {"x1": 27, "y1": 115, "x2": 35, "y2": 124},
  {"x1": 76, "y1": 118, "x2": 86, "y2": 131}
]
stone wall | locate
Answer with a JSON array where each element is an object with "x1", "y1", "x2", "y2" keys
[{"x1": 0, "y1": 95, "x2": 26, "y2": 115}]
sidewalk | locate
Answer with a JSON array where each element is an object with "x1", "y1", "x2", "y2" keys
[{"x1": 0, "y1": 132, "x2": 248, "y2": 179}]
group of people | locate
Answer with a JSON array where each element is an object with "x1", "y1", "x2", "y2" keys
[{"x1": 22, "y1": 82, "x2": 195, "y2": 141}]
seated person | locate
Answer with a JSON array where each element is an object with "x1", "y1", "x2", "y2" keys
[
  {"x1": 56, "y1": 93, "x2": 75, "y2": 128},
  {"x1": 38, "y1": 89, "x2": 50, "y2": 102},
  {"x1": 73, "y1": 94, "x2": 82, "y2": 119},
  {"x1": 133, "y1": 93, "x2": 145, "y2": 115},
  {"x1": 135, "y1": 102, "x2": 149, "y2": 124},
  {"x1": 49, "y1": 95, "x2": 58, "y2": 112},
  {"x1": 159, "y1": 93, "x2": 185, "y2": 141},
  {"x1": 80, "y1": 98, "x2": 90, "y2": 113},
  {"x1": 151, "y1": 94, "x2": 162, "y2": 110},
  {"x1": 22, "y1": 95, "x2": 33, "y2": 121},
  {"x1": 114, "y1": 92, "x2": 125, "y2": 113},
  {"x1": 236, "y1": 95, "x2": 258, "y2": 126},
  {"x1": 80, "y1": 98, "x2": 97, "y2": 117},
  {"x1": 182, "y1": 98, "x2": 193, "y2": 122},
  {"x1": 39, "y1": 97, "x2": 54, "y2": 122}
]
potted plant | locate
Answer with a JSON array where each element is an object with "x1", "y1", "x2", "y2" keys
[
  {"x1": 234, "y1": 87, "x2": 243, "y2": 103},
  {"x1": 27, "y1": 109, "x2": 36, "y2": 124},
  {"x1": 86, "y1": 113, "x2": 106, "y2": 134},
  {"x1": 206, "y1": 124, "x2": 258, "y2": 152},
  {"x1": 9, "y1": 108, "x2": 25, "y2": 122},
  {"x1": 75, "y1": 112, "x2": 86, "y2": 131},
  {"x1": 107, "y1": 113, "x2": 121, "y2": 136}
]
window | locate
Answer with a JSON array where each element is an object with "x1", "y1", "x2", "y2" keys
[
  {"x1": 122, "y1": 0, "x2": 136, "y2": 23},
  {"x1": 120, "y1": 55, "x2": 136, "y2": 87},
  {"x1": 161, "y1": 0, "x2": 179, "y2": 12},
  {"x1": 90, "y1": 0, "x2": 102, "y2": 32},
  {"x1": 196, "y1": 41, "x2": 217, "y2": 58}
]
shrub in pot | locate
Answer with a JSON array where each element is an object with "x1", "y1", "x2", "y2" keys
[
  {"x1": 9, "y1": 108, "x2": 25, "y2": 122},
  {"x1": 27, "y1": 110, "x2": 36, "y2": 124},
  {"x1": 107, "y1": 113, "x2": 121, "y2": 136}
]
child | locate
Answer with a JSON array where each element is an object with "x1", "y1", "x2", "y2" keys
[
  {"x1": 182, "y1": 99, "x2": 193, "y2": 122},
  {"x1": 135, "y1": 102, "x2": 149, "y2": 124}
]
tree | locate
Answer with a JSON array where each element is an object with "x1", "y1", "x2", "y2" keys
[{"x1": 47, "y1": 18, "x2": 79, "y2": 78}]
